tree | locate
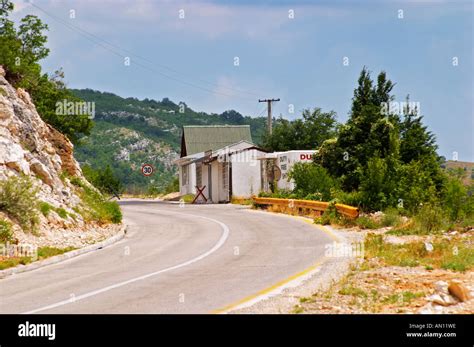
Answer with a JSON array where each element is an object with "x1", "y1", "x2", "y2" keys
[
  {"x1": 262, "y1": 107, "x2": 337, "y2": 152},
  {"x1": 0, "y1": 1, "x2": 93, "y2": 143},
  {"x1": 399, "y1": 96, "x2": 438, "y2": 164},
  {"x1": 315, "y1": 67, "x2": 398, "y2": 190},
  {"x1": 82, "y1": 165, "x2": 123, "y2": 196},
  {"x1": 220, "y1": 110, "x2": 244, "y2": 124}
]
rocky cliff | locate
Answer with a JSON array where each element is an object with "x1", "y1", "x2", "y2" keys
[{"x1": 0, "y1": 66, "x2": 120, "y2": 248}]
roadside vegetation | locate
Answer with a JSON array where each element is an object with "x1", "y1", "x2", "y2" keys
[
  {"x1": 0, "y1": 1, "x2": 122, "y2": 234},
  {"x1": 259, "y1": 67, "x2": 473, "y2": 235},
  {"x1": 0, "y1": 0, "x2": 92, "y2": 143},
  {"x1": 69, "y1": 178, "x2": 122, "y2": 224},
  {"x1": 0, "y1": 175, "x2": 39, "y2": 232}
]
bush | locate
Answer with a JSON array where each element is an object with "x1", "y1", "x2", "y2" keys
[
  {"x1": 0, "y1": 175, "x2": 39, "y2": 232},
  {"x1": 413, "y1": 204, "x2": 447, "y2": 234},
  {"x1": 102, "y1": 201, "x2": 122, "y2": 223},
  {"x1": 164, "y1": 176, "x2": 179, "y2": 194},
  {"x1": 397, "y1": 160, "x2": 439, "y2": 214},
  {"x1": 331, "y1": 189, "x2": 362, "y2": 207},
  {"x1": 289, "y1": 163, "x2": 337, "y2": 201},
  {"x1": 0, "y1": 219, "x2": 13, "y2": 243},
  {"x1": 358, "y1": 157, "x2": 392, "y2": 212},
  {"x1": 39, "y1": 201, "x2": 53, "y2": 216},
  {"x1": 73, "y1": 179, "x2": 122, "y2": 224},
  {"x1": 381, "y1": 207, "x2": 403, "y2": 227},
  {"x1": 356, "y1": 216, "x2": 381, "y2": 229},
  {"x1": 314, "y1": 203, "x2": 339, "y2": 225},
  {"x1": 55, "y1": 207, "x2": 68, "y2": 219},
  {"x1": 82, "y1": 165, "x2": 123, "y2": 196},
  {"x1": 443, "y1": 175, "x2": 469, "y2": 222}
]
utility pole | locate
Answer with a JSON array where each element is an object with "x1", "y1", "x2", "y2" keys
[{"x1": 258, "y1": 98, "x2": 280, "y2": 135}]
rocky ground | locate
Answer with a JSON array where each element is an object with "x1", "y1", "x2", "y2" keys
[
  {"x1": 293, "y1": 228, "x2": 473, "y2": 314},
  {"x1": 0, "y1": 65, "x2": 122, "y2": 251},
  {"x1": 294, "y1": 260, "x2": 473, "y2": 314},
  {"x1": 10, "y1": 221, "x2": 123, "y2": 249}
]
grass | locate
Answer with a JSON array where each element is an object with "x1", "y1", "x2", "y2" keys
[
  {"x1": 38, "y1": 202, "x2": 73, "y2": 220},
  {"x1": 38, "y1": 201, "x2": 53, "y2": 216},
  {"x1": 381, "y1": 208, "x2": 403, "y2": 227},
  {"x1": 355, "y1": 216, "x2": 381, "y2": 229},
  {"x1": 55, "y1": 208, "x2": 68, "y2": 219},
  {"x1": 0, "y1": 218, "x2": 13, "y2": 243},
  {"x1": 37, "y1": 246, "x2": 76, "y2": 258},
  {"x1": 0, "y1": 246, "x2": 77, "y2": 271},
  {"x1": 382, "y1": 291, "x2": 424, "y2": 304},
  {"x1": 292, "y1": 305, "x2": 304, "y2": 314},
  {"x1": 72, "y1": 179, "x2": 122, "y2": 224},
  {"x1": 364, "y1": 233, "x2": 473, "y2": 272},
  {"x1": 0, "y1": 257, "x2": 32, "y2": 270},
  {"x1": 338, "y1": 285, "x2": 368, "y2": 298}
]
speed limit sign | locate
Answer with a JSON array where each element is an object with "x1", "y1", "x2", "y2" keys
[{"x1": 141, "y1": 164, "x2": 154, "y2": 177}]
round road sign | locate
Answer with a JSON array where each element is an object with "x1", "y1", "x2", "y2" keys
[{"x1": 141, "y1": 164, "x2": 154, "y2": 177}]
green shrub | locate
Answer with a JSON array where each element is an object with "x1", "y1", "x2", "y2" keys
[
  {"x1": 397, "y1": 160, "x2": 439, "y2": 214},
  {"x1": 0, "y1": 175, "x2": 39, "y2": 232},
  {"x1": 381, "y1": 207, "x2": 403, "y2": 227},
  {"x1": 289, "y1": 163, "x2": 337, "y2": 201},
  {"x1": 358, "y1": 157, "x2": 392, "y2": 212},
  {"x1": 55, "y1": 207, "x2": 68, "y2": 219},
  {"x1": 102, "y1": 201, "x2": 122, "y2": 223},
  {"x1": 414, "y1": 204, "x2": 447, "y2": 234},
  {"x1": 74, "y1": 180, "x2": 122, "y2": 224},
  {"x1": 442, "y1": 175, "x2": 471, "y2": 222},
  {"x1": 39, "y1": 201, "x2": 53, "y2": 216},
  {"x1": 70, "y1": 176, "x2": 83, "y2": 187},
  {"x1": 356, "y1": 216, "x2": 381, "y2": 229},
  {"x1": 0, "y1": 219, "x2": 13, "y2": 243},
  {"x1": 331, "y1": 189, "x2": 362, "y2": 207},
  {"x1": 314, "y1": 203, "x2": 339, "y2": 225}
]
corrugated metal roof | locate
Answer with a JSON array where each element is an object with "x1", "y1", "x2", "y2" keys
[{"x1": 181, "y1": 125, "x2": 253, "y2": 157}]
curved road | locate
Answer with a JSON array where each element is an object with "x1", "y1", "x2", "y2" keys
[{"x1": 0, "y1": 201, "x2": 334, "y2": 313}]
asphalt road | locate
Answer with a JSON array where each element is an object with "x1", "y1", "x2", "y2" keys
[{"x1": 0, "y1": 201, "x2": 334, "y2": 313}]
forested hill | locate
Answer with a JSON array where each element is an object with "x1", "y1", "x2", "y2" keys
[{"x1": 71, "y1": 89, "x2": 267, "y2": 193}]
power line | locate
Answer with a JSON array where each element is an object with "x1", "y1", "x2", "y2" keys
[{"x1": 29, "y1": 2, "x2": 261, "y2": 101}]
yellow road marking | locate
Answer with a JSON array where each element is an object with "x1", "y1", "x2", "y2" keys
[
  {"x1": 211, "y1": 259, "x2": 324, "y2": 314},
  {"x1": 211, "y1": 212, "x2": 342, "y2": 314}
]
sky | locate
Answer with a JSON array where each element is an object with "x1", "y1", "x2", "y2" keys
[{"x1": 11, "y1": 0, "x2": 474, "y2": 161}]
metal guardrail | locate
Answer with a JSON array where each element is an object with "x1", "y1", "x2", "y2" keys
[{"x1": 253, "y1": 197, "x2": 359, "y2": 219}]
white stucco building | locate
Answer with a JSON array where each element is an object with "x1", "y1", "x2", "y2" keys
[
  {"x1": 175, "y1": 125, "x2": 266, "y2": 203},
  {"x1": 175, "y1": 125, "x2": 318, "y2": 203}
]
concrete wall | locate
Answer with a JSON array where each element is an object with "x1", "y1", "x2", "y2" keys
[{"x1": 231, "y1": 149, "x2": 263, "y2": 198}]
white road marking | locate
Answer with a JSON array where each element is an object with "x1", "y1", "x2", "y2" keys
[{"x1": 23, "y1": 211, "x2": 230, "y2": 314}]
